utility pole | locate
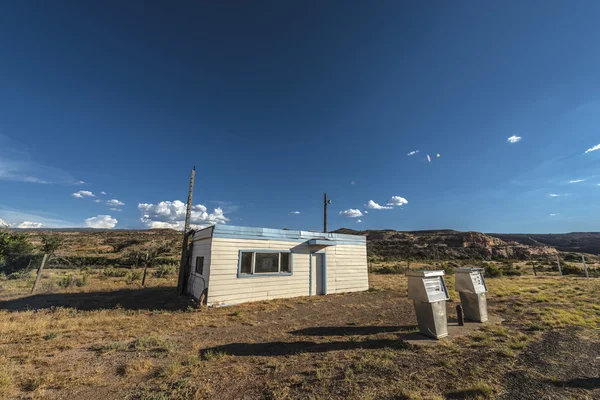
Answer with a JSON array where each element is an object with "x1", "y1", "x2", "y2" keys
[
  {"x1": 581, "y1": 254, "x2": 589, "y2": 279},
  {"x1": 556, "y1": 254, "x2": 562, "y2": 276},
  {"x1": 177, "y1": 167, "x2": 196, "y2": 295},
  {"x1": 323, "y1": 193, "x2": 331, "y2": 233}
]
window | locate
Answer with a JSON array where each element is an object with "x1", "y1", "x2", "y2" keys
[
  {"x1": 238, "y1": 251, "x2": 292, "y2": 276},
  {"x1": 195, "y1": 256, "x2": 204, "y2": 275}
]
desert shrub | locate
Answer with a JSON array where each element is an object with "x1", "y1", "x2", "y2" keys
[
  {"x1": 561, "y1": 263, "x2": 584, "y2": 276},
  {"x1": 376, "y1": 265, "x2": 406, "y2": 275},
  {"x1": 483, "y1": 262, "x2": 502, "y2": 278},
  {"x1": 126, "y1": 270, "x2": 143, "y2": 284},
  {"x1": 74, "y1": 274, "x2": 89, "y2": 287},
  {"x1": 440, "y1": 262, "x2": 455, "y2": 275},
  {"x1": 501, "y1": 262, "x2": 522, "y2": 276},
  {"x1": 58, "y1": 274, "x2": 74, "y2": 288},
  {"x1": 153, "y1": 264, "x2": 176, "y2": 278},
  {"x1": 103, "y1": 268, "x2": 129, "y2": 277}
]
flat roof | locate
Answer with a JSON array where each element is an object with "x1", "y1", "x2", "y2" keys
[{"x1": 193, "y1": 224, "x2": 366, "y2": 245}]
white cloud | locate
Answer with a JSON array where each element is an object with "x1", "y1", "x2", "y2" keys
[
  {"x1": 75, "y1": 180, "x2": 85, "y2": 185},
  {"x1": 549, "y1": 213, "x2": 559, "y2": 217},
  {"x1": 356, "y1": 219, "x2": 362, "y2": 223},
  {"x1": 568, "y1": 179, "x2": 585, "y2": 184},
  {"x1": 138, "y1": 200, "x2": 229, "y2": 230},
  {"x1": 507, "y1": 135, "x2": 521, "y2": 143},
  {"x1": 106, "y1": 199, "x2": 125, "y2": 206},
  {"x1": 109, "y1": 208, "x2": 122, "y2": 212},
  {"x1": 94, "y1": 199, "x2": 102, "y2": 203},
  {"x1": 351, "y1": 180, "x2": 355, "y2": 185},
  {"x1": 72, "y1": 190, "x2": 95, "y2": 198},
  {"x1": 17, "y1": 221, "x2": 42, "y2": 228},
  {"x1": 366, "y1": 200, "x2": 393, "y2": 210},
  {"x1": 339, "y1": 209, "x2": 363, "y2": 218},
  {"x1": 407, "y1": 150, "x2": 419, "y2": 156},
  {"x1": 386, "y1": 196, "x2": 408, "y2": 207},
  {"x1": 364, "y1": 210, "x2": 368, "y2": 214},
  {"x1": 100, "y1": 191, "x2": 107, "y2": 195},
  {"x1": 584, "y1": 143, "x2": 600, "y2": 154},
  {"x1": 85, "y1": 215, "x2": 118, "y2": 229},
  {"x1": 289, "y1": 211, "x2": 300, "y2": 215},
  {"x1": 549, "y1": 193, "x2": 567, "y2": 197}
]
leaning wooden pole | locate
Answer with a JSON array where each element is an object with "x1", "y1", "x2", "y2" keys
[
  {"x1": 581, "y1": 254, "x2": 589, "y2": 279},
  {"x1": 177, "y1": 167, "x2": 196, "y2": 296},
  {"x1": 31, "y1": 253, "x2": 48, "y2": 294},
  {"x1": 556, "y1": 254, "x2": 562, "y2": 276}
]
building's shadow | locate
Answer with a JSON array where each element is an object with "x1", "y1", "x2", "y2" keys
[
  {"x1": 200, "y1": 337, "x2": 411, "y2": 358},
  {"x1": 548, "y1": 377, "x2": 600, "y2": 390},
  {"x1": 291, "y1": 325, "x2": 416, "y2": 336},
  {"x1": 0, "y1": 286, "x2": 191, "y2": 311}
]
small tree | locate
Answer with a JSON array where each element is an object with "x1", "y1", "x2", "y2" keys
[
  {"x1": 0, "y1": 231, "x2": 36, "y2": 274},
  {"x1": 31, "y1": 234, "x2": 64, "y2": 293}
]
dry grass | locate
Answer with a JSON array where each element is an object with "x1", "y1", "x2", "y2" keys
[{"x1": 0, "y1": 268, "x2": 598, "y2": 399}]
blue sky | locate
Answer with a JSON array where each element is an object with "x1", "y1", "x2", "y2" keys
[{"x1": 1, "y1": 1, "x2": 599, "y2": 233}]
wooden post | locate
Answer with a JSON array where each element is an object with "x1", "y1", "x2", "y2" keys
[
  {"x1": 582, "y1": 255, "x2": 589, "y2": 279},
  {"x1": 556, "y1": 254, "x2": 562, "y2": 276},
  {"x1": 141, "y1": 251, "x2": 148, "y2": 286},
  {"x1": 31, "y1": 254, "x2": 48, "y2": 294},
  {"x1": 532, "y1": 261, "x2": 537, "y2": 276},
  {"x1": 177, "y1": 167, "x2": 196, "y2": 296}
]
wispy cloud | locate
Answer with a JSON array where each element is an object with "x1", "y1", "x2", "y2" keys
[
  {"x1": 289, "y1": 211, "x2": 300, "y2": 215},
  {"x1": 550, "y1": 193, "x2": 568, "y2": 197},
  {"x1": 407, "y1": 150, "x2": 419, "y2": 156},
  {"x1": 105, "y1": 199, "x2": 125, "y2": 206},
  {"x1": 351, "y1": 180, "x2": 355, "y2": 185},
  {"x1": 549, "y1": 213, "x2": 559, "y2": 217},
  {"x1": 568, "y1": 179, "x2": 585, "y2": 184},
  {"x1": 16, "y1": 221, "x2": 42, "y2": 228},
  {"x1": 356, "y1": 219, "x2": 362, "y2": 223},
  {"x1": 0, "y1": 207, "x2": 73, "y2": 228},
  {"x1": 507, "y1": 135, "x2": 522, "y2": 143},
  {"x1": 109, "y1": 208, "x2": 122, "y2": 212},
  {"x1": 0, "y1": 134, "x2": 77, "y2": 184},
  {"x1": 85, "y1": 215, "x2": 118, "y2": 229},
  {"x1": 94, "y1": 199, "x2": 102, "y2": 203},
  {"x1": 100, "y1": 191, "x2": 107, "y2": 195},
  {"x1": 72, "y1": 190, "x2": 95, "y2": 198},
  {"x1": 339, "y1": 209, "x2": 363, "y2": 218},
  {"x1": 584, "y1": 143, "x2": 600, "y2": 154},
  {"x1": 386, "y1": 196, "x2": 408, "y2": 207},
  {"x1": 366, "y1": 200, "x2": 393, "y2": 210}
]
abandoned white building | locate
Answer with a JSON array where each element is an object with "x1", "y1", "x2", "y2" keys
[{"x1": 180, "y1": 225, "x2": 368, "y2": 306}]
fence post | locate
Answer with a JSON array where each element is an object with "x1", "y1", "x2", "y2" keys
[{"x1": 31, "y1": 254, "x2": 48, "y2": 294}]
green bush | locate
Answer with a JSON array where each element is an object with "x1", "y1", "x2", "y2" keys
[
  {"x1": 376, "y1": 265, "x2": 406, "y2": 275},
  {"x1": 153, "y1": 264, "x2": 176, "y2": 278},
  {"x1": 561, "y1": 263, "x2": 584, "y2": 276},
  {"x1": 126, "y1": 270, "x2": 143, "y2": 284},
  {"x1": 58, "y1": 275, "x2": 73, "y2": 288},
  {"x1": 74, "y1": 274, "x2": 89, "y2": 287},
  {"x1": 483, "y1": 263, "x2": 502, "y2": 278},
  {"x1": 103, "y1": 268, "x2": 129, "y2": 278}
]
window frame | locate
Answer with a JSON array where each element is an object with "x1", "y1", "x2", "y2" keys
[
  {"x1": 194, "y1": 256, "x2": 204, "y2": 275},
  {"x1": 237, "y1": 249, "x2": 293, "y2": 278}
]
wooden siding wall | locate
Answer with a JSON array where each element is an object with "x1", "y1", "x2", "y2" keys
[
  {"x1": 187, "y1": 237, "x2": 212, "y2": 300},
  {"x1": 207, "y1": 238, "x2": 368, "y2": 306}
]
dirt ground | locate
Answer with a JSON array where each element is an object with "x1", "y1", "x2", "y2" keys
[{"x1": 0, "y1": 271, "x2": 598, "y2": 399}]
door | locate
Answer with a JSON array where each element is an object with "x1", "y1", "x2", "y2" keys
[{"x1": 314, "y1": 253, "x2": 325, "y2": 295}]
